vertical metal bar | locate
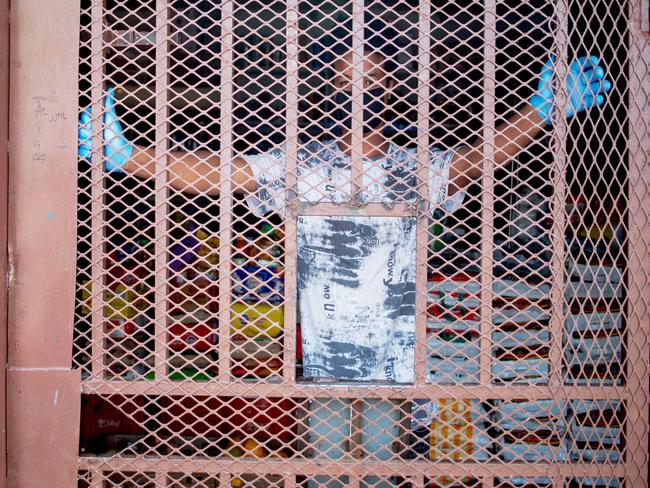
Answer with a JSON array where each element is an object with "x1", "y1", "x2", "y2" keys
[
  {"x1": 625, "y1": 1, "x2": 650, "y2": 485},
  {"x1": 547, "y1": 0, "x2": 570, "y2": 392},
  {"x1": 283, "y1": 476, "x2": 297, "y2": 488},
  {"x1": 546, "y1": 0, "x2": 569, "y2": 481},
  {"x1": 350, "y1": 400, "x2": 364, "y2": 459},
  {"x1": 218, "y1": 0, "x2": 235, "y2": 382},
  {"x1": 155, "y1": 472, "x2": 167, "y2": 487},
  {"x1": 350, "y1": 0, "x2": 364, "y2": 194},
  {"x1": 7, "y1": 0, "x2": 81, "y2": 482},
  {"x1": 414, "y1": 0, "x2": 431, "y2": 386},
  {"x1": 220, "y1": 472, "x2": 230, "y2": 487},
  {"x1": 90, "y1": 469, "x2": 102, "y2": 488},
  {"x1": 89, "y1": 0, "x2": 105, "y2": 379},
  {"x1": 0, "y1": 0, "x2": 9, "y2": 483},
  {"x1": 153, "y1": 0, "x2": 170, "y2": 383},
  {"x1": 283, "y1": 0, "x2": 299, "y2": 384},
  {"x1": 479, "y1": 0, "x2": 497, "y2": 385}
]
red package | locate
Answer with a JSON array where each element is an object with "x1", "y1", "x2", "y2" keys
[
  {"x1": 229, "y1": 397, "x2": 296, "y2": 442},
  {"x1": 168, "y1": 319, "x2": 217, "y2": 352}
]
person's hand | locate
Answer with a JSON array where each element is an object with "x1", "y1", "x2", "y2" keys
[
  {"x1": 78, "y1": 87, "x2": 133, "y2": 172},
  {"x1": 529, "y1": 55, "x2": 612, "y2": 126}
]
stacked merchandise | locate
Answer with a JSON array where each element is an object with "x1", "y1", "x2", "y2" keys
[
  {"x1": 79, "y1": 237, "x2": 153, "y2": 380},
  {"x1": 492, "y1": 399, "x2": 567, "y2": 462},
  {"x1": 564, "y1": 193, "x2": 624, "y2": 386},
  {"x1": 166, "y1": 219, "x2": 221, "y2": 380},
  {"x1": 230, "y1": 222, "x2": 285, "y2": 379},
  {"x1": 426, "y1": 273, "x2": 481, "y2": 384},
  {"x1": 409, "y1": 398, "x2": 492, "y2": 467},
  {"x1": 165, "y1": 217, "x2": 286, "y2": 380},
  {"x1": 568, "y1": 399, "x2": 623, "y2": 464},
  {"x1": 564, "y1": 261, "x2": 623, "y2": 386},
  {"x1": 426, "y1": 273, "x2": 551, "y2": 385},
  {"x1": 491, "y1": 280, "x2": 551, "y2": 384},
  {"x1": 144, "y1": 396, "x2": 296, "y2": 458}
]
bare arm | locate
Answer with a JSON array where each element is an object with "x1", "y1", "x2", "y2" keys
[
  {"x1": 448, "y1": 103, "x2": 545, "y2": 194},
  {"x1": 123, "y1": 145, "x2": 257, "y2": 196}
]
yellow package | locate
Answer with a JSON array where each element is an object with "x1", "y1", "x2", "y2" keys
[
  {"x1": 231, "y1": 302, "x2": 283, "y2": 338},
  {"x1": 80, "y1": 280, "x2": 146, "y2": 319}
]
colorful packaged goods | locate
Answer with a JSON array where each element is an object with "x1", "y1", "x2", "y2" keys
[
  {"x1": 231, "y1": 301, "x2": 283, "y2": 338},
  {"x1": 493, "y1": 399, "x2": 567, "y2": 462},
  {"x1": 247, "y1": 222, "x2": 284, "y2": 262},
  {"x1": 427, "y1": 321, "x2": 480, "y2": 384},
  {"x1": 564, "y1": 312, "x2": 622, "y2": 385},
  {"x1": 232, "y1": 263, "x2": 284, "y2": 304},
  {"x1": 427, "y1": 273, "x2": 552, "y2": 385},
  {"x1": 228, "y1": 397, "x2": 296, "y2": 444},
  {"x1": 168, "y1": 273, "x2": 219, "y2": 315},
  {"x1": 231, "y1": 356, "x2": 283, "y2": 379},
  {"x1": 569, "y1": 400, "x2": 623, "y2": 463},
  {"x1": 409, "y1": 399, "x2": 491, "y2": 463},
  {"x1": 491, "y1": 346, "x2": 549, "y2": 384},
  {"x1": 492, "y1": 325, "x2": 550, "y2": 384},
  {"x1": 105, "y1": 237, "x2": 151, "y2": 287},
  {"x1": 168, "y1": 316, "x2": 218, "y2": 352},
  {"x1": 80, "y1": 280, "x2": 149, "y2": 320}
]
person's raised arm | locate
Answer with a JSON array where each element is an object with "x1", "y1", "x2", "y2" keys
[
  {"x1": 124, "y1": 145, "x2": 255, "y2": 196},
  {"x1": 78, "y1": 88, "x2": 256, "y2": 196},
  {"x1": 448, "y1": 55, "x2": 611, "y2": 195}
]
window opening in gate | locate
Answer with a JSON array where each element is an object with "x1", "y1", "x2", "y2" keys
[{"x1": 73, "y1": 0, "x2": 644, "y2": 487}]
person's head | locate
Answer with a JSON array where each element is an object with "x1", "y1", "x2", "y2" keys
[
  {"x1": 330, "y1": 49, "x2": 396, "y2": 137},
  {"x1": 318, "y1": 16, "x2": 402, "y2": 138}
]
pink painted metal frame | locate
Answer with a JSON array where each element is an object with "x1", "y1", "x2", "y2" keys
[
  {"x1": 0, "y1": 0, "x2": 8, "y2": 486},
  {"x1": 41, "y1": 0, "x2": 650, "y2": 485},
  {"x1": 7, "y1": 1, "x2": 81, "y2": 486}
]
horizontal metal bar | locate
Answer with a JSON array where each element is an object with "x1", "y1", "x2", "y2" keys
[
  {"x1": 78, "y1": 456, "x2": 627, "y2": 479},
  {"x1": 80, "y1": 379, "x2": 624, "y2": 400},
  {"x1": 296, "y1": 202, "x2": 419, "y2": 217}
]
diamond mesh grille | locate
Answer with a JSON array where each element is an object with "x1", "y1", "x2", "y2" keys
[{"x1": 75, "y1": 0, "x2": 649, "y2": 486}]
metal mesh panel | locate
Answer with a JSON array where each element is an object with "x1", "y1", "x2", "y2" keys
[{"x1": 75, "y1": 0, "x2": 649, "y2": 486}]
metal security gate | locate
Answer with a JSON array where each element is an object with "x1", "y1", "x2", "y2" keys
[{"x1": 23, "y1": 0, "x2": 646, "y2": 486}]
